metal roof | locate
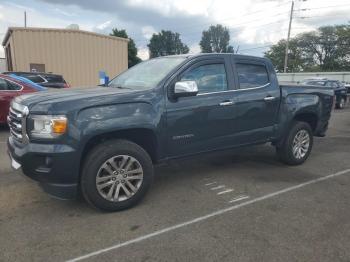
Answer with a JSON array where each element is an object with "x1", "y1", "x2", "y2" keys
[{"x1": 2, "y1": 27, "x2": 129, "y2": 46}]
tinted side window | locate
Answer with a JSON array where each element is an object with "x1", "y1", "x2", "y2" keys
[
  {"x1": 236, "y1": 63, "x2": 269, "y2": 89},
  {"x1": 7, "y1": 80, "x2": 22, "y2": 90},
  {"x1": 181, "y1": 64, "x2": 227, "y2": 94},
  {"x1": 307, "y1": 81, "x2": 326, "y2": 86},
  {"x1": 23, "y1": 75, "x2": 46, "y2": 83},
  {"x1": 325, "y1": 82, "x2": 333, "y2": 87},
  {"x1": 0, "y1": 78, "x2": 8, "y2": 90},
  {"x1": 44, "y1": 75, "x2": 65, "y2": 83}
]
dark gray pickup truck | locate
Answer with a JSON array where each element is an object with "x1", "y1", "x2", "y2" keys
[{"x1": 7, "y1": 54, "x2": 334, "y2": 211}]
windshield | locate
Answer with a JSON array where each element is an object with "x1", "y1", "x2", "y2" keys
[
  {"x1": 108, "y1": 57, "x2": 186, "y2": 90},
  {"x1": 8, "y1": 74, "x2": 48, "y2": 91}
]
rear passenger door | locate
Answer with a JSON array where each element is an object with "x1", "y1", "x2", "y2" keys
[{"x1": 232, "y1": 59, "x2": 280, "y2": 143}]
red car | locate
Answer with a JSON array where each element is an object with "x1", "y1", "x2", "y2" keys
[{"x1": 0, "y1": 74, "x2": 43, "y2": 124}]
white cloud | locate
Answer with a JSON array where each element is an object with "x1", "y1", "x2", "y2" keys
[
  {"x1": 0, "y1": 2, "x2": 96, "y2": 57},
  {"x1": 53, "y1": 8, "x2": 77, "y2": 17},
  {"x1": 127, "y1": 0, "x2": 212, "y2": 17},
  {"x1": 5, "y1": 1, "x2": 35, "y2": 12},
  {"x1": 141, "y1": 26, "x2": 156, "y2": 39},
  {"x1": 1, "y1": 0, "x2": 350, "y2": 59},
  {"x1": 189, "y1": 44, "x2": 201, "y2": 54},
  {"x1": 96, "y1": 20, "x2": 112, "y2": 30},
  {"x1": 137, "y1": 47, "x2": 149, "y2": 60}
]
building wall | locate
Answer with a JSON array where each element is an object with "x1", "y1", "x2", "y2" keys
[
  {"x1": 3, "y1": 34, "x2": 15, "y2": 71},
  {"x1": 0, "y1": 58, "x2": 6, "y2": 72},
  {"x1": 7, "y1": 28, "x2": 128, "y2": 87},
  {"x1": 277, "y1": 72, "x2": 350, "y2": 84}
]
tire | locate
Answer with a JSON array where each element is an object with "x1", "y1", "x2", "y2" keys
[
  {"x1": 81, "y1": 139, "x2": 154, "y2": 212},
  {"x1": 276, "y1": 121, "x2": 313, "y2": 165},
  {"x1": 336, "y1": 98, "x2": 346, "y2": 109}
]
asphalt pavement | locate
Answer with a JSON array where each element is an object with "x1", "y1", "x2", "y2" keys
[{"x1": 1, "y1": 108, "x2": 350, "y2": 262}]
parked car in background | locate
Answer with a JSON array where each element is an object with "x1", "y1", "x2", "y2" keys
[
  {"x1": 0, "y1": 74, "x2": 46, "y2": 124},
  {"x1": 344, "y1": 82, "x2": 350, "y2": 94},
  {"x1": 2, "y1": 72, "x2": 70, "y2": 89},
  {"x1": 7, "y1": 54, "x2": 334, "y2": 211},
  {"x1": 300, "y1": 79, "x2": 348, "y2": 109}
]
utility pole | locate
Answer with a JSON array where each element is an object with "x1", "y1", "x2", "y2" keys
[
  {"x1": 283, "y1": 1, "x2": 294, "y2": 73},
  {"x1": 24, "y1": 11, "x2": 27, "y2": 27}
]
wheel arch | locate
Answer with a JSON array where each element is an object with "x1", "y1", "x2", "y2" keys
[
  {"x1": 293, "y1": 112, "x2": 318, "y2": 132},
  {"x1": 80, "y1": 128, "x2": 159, "y2": 169}
]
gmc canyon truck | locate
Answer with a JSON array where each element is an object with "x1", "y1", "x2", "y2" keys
[{"x1": 7, "y1": 54, "x2": 334, "y2": 211}]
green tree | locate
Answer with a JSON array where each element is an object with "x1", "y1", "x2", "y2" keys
[
  {"x1": 110, "y1": 28, "x2": 141, "y2": 68},
  {"x1": 265, "y1": 24, "x2": 350, "y2": 72},
  {"x1": 264, "y1": 38, "x2": 311, "y2": 72},
  {"x1": 148, "y1": 30, "x2": 189, "y2": 58},
  {"x1": 297, "y1": 25, "x2": 350, "y2": 71},
  {"x1": 200, "y1": 24, "x2": 234, "y2": 53},
  {"x1": 334, "y1": 24, "x2": 350, "y2": 70}
]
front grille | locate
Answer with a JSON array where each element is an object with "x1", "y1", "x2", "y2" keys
[{"x1": 7, "y1": 102, "x2": 29, "y2": 143}]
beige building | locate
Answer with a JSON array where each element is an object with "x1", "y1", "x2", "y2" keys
[{"x1": 2, "y1": 27, "x2": 129, "y2": 87}]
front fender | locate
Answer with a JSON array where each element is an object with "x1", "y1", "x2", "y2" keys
[{"x1": 73, "y1": 102, "x2": 159, "y2": 148}]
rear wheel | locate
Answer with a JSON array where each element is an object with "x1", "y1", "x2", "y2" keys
[
  {"x1": 276, "y1": 121, "x2": 313, "y2": 165},
  {"x1": 336, "y1": 98, "x2": 346, "y2": 109},
  {"x1": 81, "y1": 139, "x2": 154, "y2": 212}
]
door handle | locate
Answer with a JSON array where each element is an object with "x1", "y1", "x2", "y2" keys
[
  {"x1": 219, "y1": 101, "x2": 234, "y2": 106},
  {"x1": 264, "y1": 96, "x2": 276, "y2": 101}
]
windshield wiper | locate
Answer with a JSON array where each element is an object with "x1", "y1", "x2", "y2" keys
[{"x1": 109, "y1": 85, "x2": 133, "y2": 90}]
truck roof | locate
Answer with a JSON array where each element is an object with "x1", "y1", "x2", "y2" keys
[{"x1": 162, "y1": 53, "x2": 267, "y2": 61}]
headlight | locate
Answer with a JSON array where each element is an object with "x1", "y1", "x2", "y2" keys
[{"x1": 30, "y1": 115, "x2": 67, "y2": 138}]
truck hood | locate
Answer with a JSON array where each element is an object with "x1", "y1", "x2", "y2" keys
[{"x1": 15, "y1": 87, "x2": 151, "y2": 114}]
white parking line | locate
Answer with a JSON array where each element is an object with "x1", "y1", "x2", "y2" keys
[
  {"x1": 67, "y1": 168, "x2": 350, "y2": 262},
  {"x1": 205, "y1": 182, "x2": 217, "y2": 186},
  {"x1": 210, "y1": 185, "x2": 225, "y2": 190},
  {"x1": 217, "y1": 189, "x2": 234, "y2": 195},
  {"x1": 229, "y1": 195, "x2": 250, "y2": 203}
]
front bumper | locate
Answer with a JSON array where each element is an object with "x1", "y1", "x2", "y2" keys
[{"x1": 7, "y1": 136, "x2": 80, "y2": 199}]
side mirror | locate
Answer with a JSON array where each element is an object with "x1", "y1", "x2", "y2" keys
[{"x1": 174, "y1": 81, "x2": 198, "y2": 98}]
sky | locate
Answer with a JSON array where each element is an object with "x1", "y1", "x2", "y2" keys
[{"x1": 0, "y1": 0, "x2": 349, "y2": 60}]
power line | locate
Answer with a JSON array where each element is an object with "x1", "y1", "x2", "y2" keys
[
  {"x1": 131, "y1": 1, "x2": 350, "y2": 53},
  {"x1": 131, "y1": 13, "x2": 290, "y2": 43},
  {"x1": 129, "y1": 4, "x2": 293, "y2": 43},
  {"x1": 295, "y1": 13, "x2": 350, "y2": 19},
  {"x1": 136, "y1": 25, "x2": 315, "y2": 53},
  {"x1": 294, "y1": 3, "x2": 350, "y2": 12},
  {"x1": 133, "y1": 18, "x2": 290, "y2": 44},
  {"x1": 152, "y1": 1, "x2": 292, "y2": 33}
]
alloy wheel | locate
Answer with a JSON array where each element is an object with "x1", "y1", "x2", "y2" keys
[
  {"x1": 96, "y1": 155, "x2": 144, "y2": 202},
  {"x1": 292, "y1": 129, "x2": 310, "y2": 159}
]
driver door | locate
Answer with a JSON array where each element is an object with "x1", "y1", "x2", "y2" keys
[{"x1": 165, "y1": 57, "x2": 240, "y2": 157}]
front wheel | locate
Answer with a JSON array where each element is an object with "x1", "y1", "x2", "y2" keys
[
  {"x1": 276, "y1": 121, "x2": 313, "y2": 165},
  {"x1": 81, "y1": 139, "x2": 154, "y2": 212}
]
